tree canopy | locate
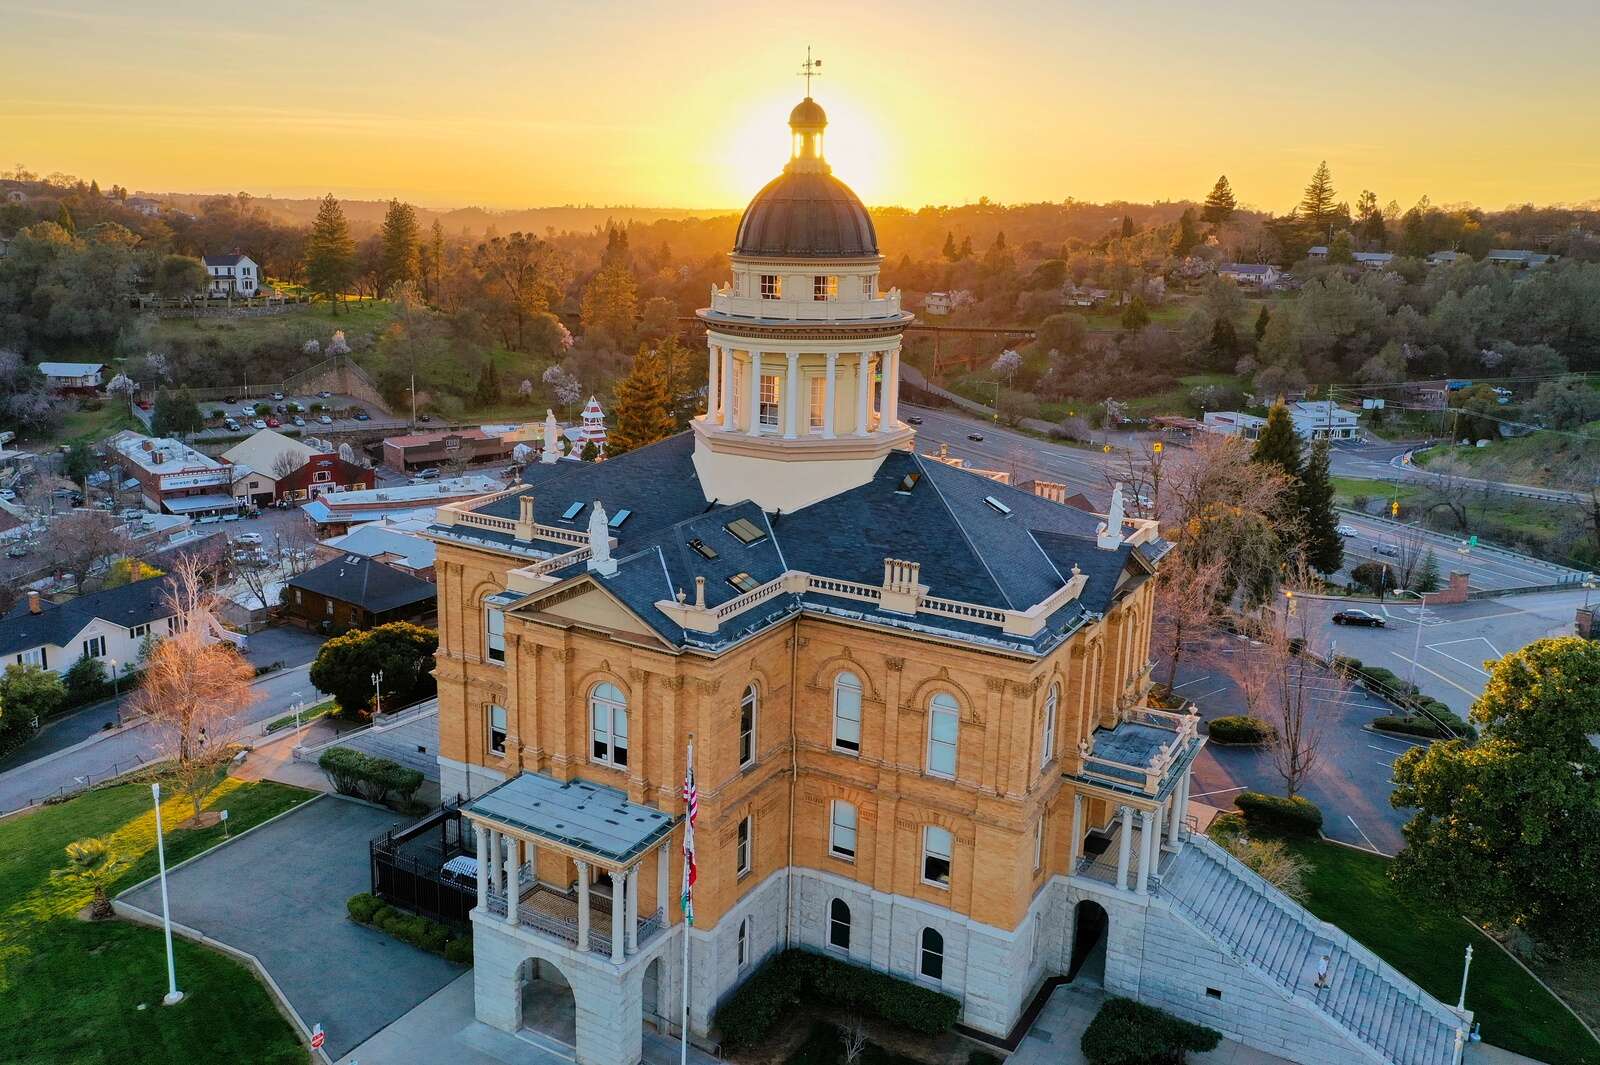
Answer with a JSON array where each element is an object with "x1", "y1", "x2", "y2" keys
[
  {"x1": 304, "y1": 194, "x2": 357, "y2": 311},
  {"x1": 309, "y1": 622, "x2": 439, "y2": 719}
]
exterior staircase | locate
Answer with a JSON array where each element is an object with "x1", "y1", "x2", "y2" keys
[{"x1": 1160, "y1": 836, "x2": 1465, "y2": 1065}]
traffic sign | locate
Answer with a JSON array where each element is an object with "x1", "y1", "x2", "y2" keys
[
  {"x1": 1152, "y1": 441, "x2": 1163, "y2": 454},
  {"x1": 310, "y1": 1024, "x2": 326, "y2": 1051},
  {"x1": 1102, "y1": 444, "x2": 1112, "y2": 454},
  {"x1": 1390, "y1": 500, "x2": 1400, "y2": 517}
]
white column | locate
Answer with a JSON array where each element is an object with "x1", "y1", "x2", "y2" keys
[
  {"x1": 883, "y1": 346, "x2": 900, "y2": 428},
  {"x1": 487, "y1": 829, "x2": 502, "y2": 896},
  {"x1": 1069, "y1": 793, "x2": 1085, "y2": 867},
  {"x1": 609, "y1": 869, "x2": 626, "y2": 962},
  {"x1": 824, "y1": 353, "x2": 838, "y2": 439},
  {"x1": 657, "y1": 842, "x2": 669, "y2": 921},
  {"x1": 1149, "y1": 803, "x2": 1164, "y2": 864},
  {"x1": 783, "y1": 352, "x2": 800, "y2": 439},
  {"x1": 625, "y1": 865, "x2": 640, "y2": 953},
  {"x1": 721, "y1": 348, "x2": 736, "y2": 431},
  {"x1": 1136, "y1": 810, "x2": 1156, "y2": 895},
  {"x1": 475, "y1": 823, "x2": 489, "y2": 911},
  {"x1": 1115, "y1": 806, "x2": 1133, "y2": 891},
  {"x1": 746, "y1": 351, "x2": 763, "y2": 437},
  {"x1": 855, "y1": 352, "x2": 871, "y2": 436},
  {"x1": 509, "y1": 836, "x2": 524, "y2": 896},
  {"x1": 706, "y1": 344, "x2": 719, "y2": 420},
  {"x1": 1167, "y1": 792, "x2": 1183, "y2": 849},
  {"x1": 576, "y1": 859, "x2": 591, "y2": 951},
  {"x1": 525, "y1": 839, "x2": 538, "y2": 889}
]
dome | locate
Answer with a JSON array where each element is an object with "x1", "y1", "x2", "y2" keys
[
  {"x1": 789, "y1": 97, "x2": 827, "y2": 129},
  {"x1": 733, "y1": 170, "x2": 878, "y2": 259}
]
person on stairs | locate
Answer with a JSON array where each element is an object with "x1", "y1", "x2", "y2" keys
[{"x1": 1314, "y1": 954, "x2": 1331, "y2": 990}]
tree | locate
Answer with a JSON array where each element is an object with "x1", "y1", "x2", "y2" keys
[
  {"x1": 1223, "y1": 837, "x2": 1308, "y2": 902},
  {"x1": 1120, "y1": 296, "x2": 1150, "y2": 332},
  {"x1": 1201, "y1": 175, "x2": 1237, "y2": 226},
  {"x1": 473, "y1": 232, "x2": 570, "y2": 352},
  {"x1": 62, "y1": 442, "x2": 95, "y2": 484},
  {"x1": 543, "y1": 364, "x2": 583, "y2": 411},
  {"x1": 46, "y1": 509, "x2": 124, "y2": 592},
  {"x1": 1259, "y1": 614, "x2": 1338, "y2": 799},
  {"x1": 1391, "y1": 638, "x2": 1600, "y2": 953},
  {"x1": 1326, "y1": 231, "x2": 1354, "y2": 265},
  {"x1": 151, "y1": 388, "x2": 204, "y2": 438},
  {"x1": 1162, "y1": 434, "x2": 1293, "y2": 608},
  {"x1": 1298, "y1": 161, "x2": 1338, "y2": 239},
  {"x1": 1119, "y1": 215, "x2": 1135, "y2": 239},
  {"x1": 607, "y1": 345, "x2": 678, "y2": 456},
  {"x1": 0, "y1": 664, "x2": 65, "y2": 754},
  {"x1": 51, "y1": 837, "x2": 127, "y2": 920},
  {"x1": 473, "y1": 356, "x2": 500, "y2": 407},
  {"x1": 1413, "y1": 547, "x2": 1442, "y2": 593},
  {"x1": 941, "y1": 232, "x2": 958, "y2": 261},
  {"x1": 63, "y1": 654, "x2": 108, "y2": 706},
  {"x1": 424, "y1": 219, "x2": 445, "y2": 301},
  {"x1": 378, "y1": 199, "x2": 421, "y2": 293},
  {"x1": 304, "y1": 194, "x2": 357, "y2": 312},
  {"x1": 309, "y1": 622, "x2": 439, "y2": 719},
  {"x1": 580, "y1": 255, "x2": 638, "y2": 347},
  {"x1": 1251, "y1": 403, "x2": 1303, "y2": 479},
  {"x1": 1528, "y1": 378, "x2": 1600, "y2": 430},
  {"x1": 1154, "y1": 551, "x2": 1227, "y2": 689},
  {"x1": 1254, "y1": 304, "x2": 1271, "y2": 342},
  {"x1": 1169, "y1": 209, "x2": 1201, "y2": 256},
  {"x1": 1297, "y1": 439, "x2": 1342, "y2": 574},
  {"x1": 154, "y1": 254, "x2": 207, "y2": 299},
  {"x1": 1350, "y1": 561, "x2": 1397, "y2": 596},
  {"x1": 1354, "y1": 190, "x2": 1386, "y2": 247}
]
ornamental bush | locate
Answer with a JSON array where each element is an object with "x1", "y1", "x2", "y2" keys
[
  {"x1": 1081, "y1": 997, "x2": 1221, "y2": 1065},
  {"x1": 347, "y1": 892, "x2": 470, "y2": 962},
  {"x1": 317, "y1": 748, "x2": 424, "y2": 806},
  {"x1": 1235, "y1": 791, "x2": 1323, "y2": 837},
  {"x1": 1206, "y1": 715, "x2": 1275, "y2": 745},
  {"x1": 347, "y1": 892, "x2": 383, "y2": 923}
]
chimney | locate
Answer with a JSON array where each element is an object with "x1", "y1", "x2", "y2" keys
[
  {"x1": 27, "y1": 590, "x2": 41, "y2": 614},
  {"x1": 694, "y1": 576, "x2": 706, "y2": 609},
  {"x1": 515, "y1": 491, "x2": 536, "y2": 541},
  {"x1": 880, "y1": 558, "x2": 923, "y2": 615}
]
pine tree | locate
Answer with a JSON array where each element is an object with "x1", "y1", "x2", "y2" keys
[
  {"x1": 425, "y1": 220, "x2": 445, "y2": 301},
  {"x1": 1414, "y1": 547, "x2": 1442, "y2": 593},
  {"x1": 1121, "y1": 296, "x2": 1150, "y2": 332},
  {"x1": 474, "y1": 356, "x2": 500, "y2": 406},
  {"x1": 1254, "y1": 304, "x2": 1271, "y2": 342},
  {"x1": 957, "y1": 236, "x2": 973, "y2": 260},
  {"x1": 304, "y1": 194, "x2": 357, "y2": 314},
  {"x1": 942, "y1": 232, "x2": 958, "y2": 261},
  {"x1": 993, "y1": 230, "x2": 1007, "y2": 251},
  {"x1": 1298, "y1": 438, "x2": 1343, "y2": 574},
  {"x1": 1120, "y1": 215, "x2": 1135, "y2": 239},
  {"x1": 1168, "y1": 209, "x2": 1200, "y2": 255},
  {"x1": 1201, "y1": 175, "x2": 1237, "y2": 225},
  {"x1": 152, "y1": 389, "x2": 203, "y2": 438},
  {"x1": 605, "y1": 345, "x2": 678, "y2": 457},
  {"x1": 1252, "y1": 402, "x2": 1303, "y2": 479},
  {"x1": 56, "y1": 202, "x2": 75, "y2": 237},
  {"x1": 378, "y1": 199, "x2": 421, "y2": 293},
  {"x1": 1298, "y1": 161, "x2": 1337, "y2": 238},
  {"x1": 1209, "y1": 316, "x2": 1240, "y2": 368},
  {"x1": 580, "y1": 252, "x2": 638, "y2": 347}
]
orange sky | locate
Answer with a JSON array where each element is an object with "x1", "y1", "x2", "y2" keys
[{"x1": 4, "y1": 1, "x2": 1599, "y2": 213}]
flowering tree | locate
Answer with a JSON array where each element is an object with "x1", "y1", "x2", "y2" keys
[
  {"x1": 992, "y1": 348, "x2": 1022, "y2": 380},
  {"x1": 302, "y1": 339, "x2": 321, "y2": 355},
  {"x1": 542, "y1": 364, "x2": 582, "y2": 408},
  {"x1": 518, "y1": 378, "x2": 533, "y2": 398},
  {"x1": 327, "y1": 330, "x2": 351, "y2": 355},
  {"x1": 105, "y1": 373, "x2": 138, "y2": 399}
]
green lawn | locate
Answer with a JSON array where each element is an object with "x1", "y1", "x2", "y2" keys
[
  {"x1": 143, "y1": 297, "x2": 400, "y2": 352},
  {"x1": 1282, "y1": 836, "x2": 1599, "y2": 1063},
  {"x1": 0, "y1": 776, "x2": 315, "y2": 1065}
]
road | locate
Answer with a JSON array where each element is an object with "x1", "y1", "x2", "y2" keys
[
  {"x1": 1327, "y1": 439, "x2": 1585, "y2": 505},
  {"x1": 1332, "y1": 510, "x2": 1588, "y2": 593},
  {"x1": 903, "y1": 403, "x2": 1124, "y2": 498}
]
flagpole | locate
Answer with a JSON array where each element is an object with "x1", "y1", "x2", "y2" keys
[{"x1": 680, "y1": 736, "x2": 696, "y2": 1065}]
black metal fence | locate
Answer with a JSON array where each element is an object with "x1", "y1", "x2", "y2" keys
[{"x1": 369, "y1": 799, "x2": 476, "y2": 927}]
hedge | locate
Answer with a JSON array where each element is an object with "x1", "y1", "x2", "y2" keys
[
  {"x1": 1235, "y1": 791, "x2": 1323, "y2": 837},
  {"x1": 1338, "y1": 658, "x2": 1477, "y2": 740},
  {"x1": 318, "y1": 748, "x2": 425, "y2": 806},
  {"x1": 347, "y1": 892, "x2": 471, "y2": 962},
  {"x1": 712, "y1": 949, "x2": 961, "y2": 1048},
  {"x1": 1081, "y1": 997, "x2": 1221, "y2": 1065},
  {"x1": 1206, "y1": 715, "x2": 1275, "y2": 745}
]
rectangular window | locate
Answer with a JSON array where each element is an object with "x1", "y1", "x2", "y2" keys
[
  {"x1": 760, "y1": 274, "x2": 781, "y2": 300},
  {"x1": 739, "y1": 687, "x2": 756, "y2": 768},
  {"x1": 18, "y1": 648, "x2": 44, "y2": 668},
  {"x1": 737, "y1": 918, "x2": 750, "y2": 968},
  {"x1": 813, "y1": 275, "x2": 838, "y2": 301},
  {"x1": 862, "y1": 275, "x2": 875, "y2": 299},
  {"x1": 829, "y1": 800, "x2": 857, "y2": 860},
  {"x1": 922, "y1": 826, "x2": 952, "y2": 888},
  {"x1": 129, "y1": 623, "x2": 149, "y2": 639},
  {"x1": 485, "y1": 607, "x2": 505, "y2": 663},
  {"x1": 833, "y1": 679, "x2": 862, "y2": 753},
  {"x1": 1034, "y1": 818, "x2": 1044, "y2": 872},
  {"x1": 758, "y1": 374, "x2": 780, "y2": 428},
  {"x1": 736, "y1": 815, "x2": 752, "y2": 878},
  {"x1": 726, "y1": 572, "x2": 759, "y2": 594},
  {"x1": 724, "y1": 517, "x2": 767, "y2": 544},
  {"x1": 488, "y1": 704, "x2": 507, "y2": 755},
  {"x1": 82, "y1": 636, "x2": 106, "y2": 659},
  {"x1": 927, "y1": 706, "x2": 959, "y2": 778},
  {"x1": 809, "y1": 376, "x2": 826, "y2": 430}
]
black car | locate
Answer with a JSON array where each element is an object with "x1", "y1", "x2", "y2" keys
[
  {"x1": 967, "y1": 432, "x2": 984, "y2": 442},
  {"x1": 1332, "y1": 609, "x2": 1386, "y2": 628}
]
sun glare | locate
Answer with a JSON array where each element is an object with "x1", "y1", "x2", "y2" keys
[{"x1": 716, "y1": 91, "x2": 890, "y2": 207}]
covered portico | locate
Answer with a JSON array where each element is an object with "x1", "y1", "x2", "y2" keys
[{"x1": 465, "y1": 772, "x2": 679, "y2": 1065}]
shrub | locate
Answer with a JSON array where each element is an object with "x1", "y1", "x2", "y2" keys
[
  {"x1": 1223, "y1": 837, "x2": 1310, "y2": 902},
  {"x1": 317, "y1": 748, "x2": 425, "y2": 806},
  {"x1": 712, "y1": 949, "x2": 961, "y2": 1049},
  {"x1": 445, "y1": 936, "x2": 474, "y2": 964},
  {"x1": 1235, "y1": 791, "x2": 1323, "y2": 837},
  {"x1": 348, "y1": 892, "x2": 470, "y2": 962},
  {"x1": 63, "y1": 654, "x2": 110, "y2": 707},
  {"x1": 318, "y1": 747, "x2": 367, "y2": 796},
  {"x1": 1081, "y1": 997, "x2": 1221, "y2": 1065},
  {"x1": 346, "y1": 892, "x2": 382, "y2": 923},
  {"x1": 1206, "y1": 715, "x2": 1274, "y2": 745}
]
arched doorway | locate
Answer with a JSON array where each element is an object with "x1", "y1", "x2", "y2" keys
[
  {"x1": 643, "y1": 957, "x2": 665, "y2": 1033},
  {"x1": 517, "y1": 956, "x2": 577, "y2": 1049},
  {"x1": 1068, "y1": 900, "x2": 1109, "y2": 986}
]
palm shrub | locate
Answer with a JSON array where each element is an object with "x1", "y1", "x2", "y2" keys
[{"x1": 51, "y1": 837, "x2": 128, "y2": 920}]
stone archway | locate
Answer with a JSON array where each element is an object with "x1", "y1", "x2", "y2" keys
[
  {"x1": 517, "y1": 956, "x2": 577, "y2": 1048},
  {"x1": 1068, "y1": 900, "x2": 1109, "y2": 986},
  {"x1": 642, "y1": 957, "x2": 664, "y2": 1033}
]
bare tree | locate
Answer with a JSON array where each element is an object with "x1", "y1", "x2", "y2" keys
[
  {"x1": 1383, "y1": 522, "x2": 1429, "y2": 592},
  {"x1": 46, "y1": 510, "x2": 126, "y2": 591},
  {"x1": 1255, "y1": 611, "x2": 1345, "y2": 799},
  {"x1": 1102, "y1": 443, "x2": 1161, "y2": 519},
  {"x1": 130, "y1": 556, "x2": 258, "y2": 821},
  {"x1": 1216, "y1": 630, "x2": 1275, "y2": 723},
  {"x1": 1154, "y1": 551, "x2": 1227, "y2": 690},
  {"x1": 840, "y1": 1017, "x2": 869, "y2": 1065},
  {"x1": 1417, "y1": 454, "x2": 1484, "y2": 532},
  {"x1": 270, "y1": 449, "x2": 307, "y2": 480}
]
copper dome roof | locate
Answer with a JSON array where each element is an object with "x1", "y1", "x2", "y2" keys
[{"x1": 732, "y1": 170, "x2": 878, "y2": 259}]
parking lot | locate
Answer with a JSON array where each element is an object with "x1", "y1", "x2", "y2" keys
[{"x1": 132, "y1": 391, "x2": 407, "y2": 444}]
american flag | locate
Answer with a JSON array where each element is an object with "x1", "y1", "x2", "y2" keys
[{"x1": 680, "y1": 757, "x2": 698, "y2": 925}]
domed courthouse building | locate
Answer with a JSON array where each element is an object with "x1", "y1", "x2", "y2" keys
[{"x1": 425, "y1": 96, "x2": 1468, "y2": 1065}]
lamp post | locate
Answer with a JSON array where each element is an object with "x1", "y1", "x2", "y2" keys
[
  {"x1": 109, "y1": 659, "x2": 119, "y2": 697},
  {"x1": 151, "y1": 782, "x2": 184, "y2": 1005},
  {"x1": 1394, "y1": 589, "x2": 1428, "y2": 690},
  {"x1": 292, "y1": 690, "x2": 303, "y2": 730},
  {"x1": 371, "y1": 670, "x2": 383, "y2": 717},
  {"x1": 1457, "y1": 944, "x2": 1474, "y2": 1010}
]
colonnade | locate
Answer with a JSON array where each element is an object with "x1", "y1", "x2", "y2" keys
[{"x1": 704, "y1": 343, "x2": 901, "y2": 438}]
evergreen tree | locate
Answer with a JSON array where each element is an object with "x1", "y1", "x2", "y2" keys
[
  {"x1": 580, "y1": 248, "x2": 638, "y2": 347},
  {"x1": 942, "y1": 232, "x2": 958, "y2": 261},
  {"x1": 1355, "y1": 190, "x2": 1386, "y2": 247},
  {"x1": 56, "y1": 202, "x2": 75, "y2": 237},
  {"x1": 1168, "y1": 209, "x2": 1201, "y2": 255},
  {"x1": 1208, "y1": 316, "x2": 1240, "y2": 368},
  {"x1": 1251, "y1": 402, "x2": 1303, "y2": 481},
  {"x1": 152, "y1": 389, "x2": 203, "y2": 438},
  {"x1": 581, "y1": 439, "x2": 599, "y2": 461},
  {"x1": 993, "y1": 230, "x2": 1007, "y2": 251},
  {"x1": 1201, "y1": 175, "x2": 1237, "y2": 225},
  {"x1": 957, "y1": 235, "x2": 973, "y2": 259},
  {"x1": 1298, "y1": 161, "x2": 1337, "y2": 238},
  {"x1": 1298, "y1": 438, "x2": 1343, "y2": 574},
  {"x1": 1120, "y1": 215, "x2": 1135, "y2": 239},
  {"x1": 1120, "y1": 296, "x2": 1150, "y2": 332},
  {"x1": 1326, "y1": 231, "x2": 1354, "y2": 264},
  {"x1": 378, "y1": 199, "x2": 421, "y2": 293},
  {"x1": 605, "y1": 345, "x2": 678, "y2": 457},
  {"x1": 473, "y1": 356, "x2": 500, "y2": 406},
  {"x1": 425, "y1": 220, "x2": 445, "y2": 301},
  {"x1": 1413, "y1": 548, "x2": 1442, "y2": 593},
  {"x1": 304, "y1": 194, "x2": 357, "y2": 314},
  {"x1": 1254, "y1": 304, "x2": 1271, "y2": 342}
]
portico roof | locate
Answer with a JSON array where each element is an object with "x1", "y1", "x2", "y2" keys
[{"x1": 466, "y1": 772, "x2": 676, "y2": 866}]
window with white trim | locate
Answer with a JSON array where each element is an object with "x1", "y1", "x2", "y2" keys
[
  {"x1": 736, "y1": 815, "x2": 752, "y2": 878},
  {"x1": 927, "y1": 692, "x2": 959, "y2": 778},
  {"x1": 1040, "y1": 682, "x2": 1059, "y2": 767},
  {"x1": 590, "y1": 682, "x2": 629, "y2": 767},
  {"x1": 828, "y1": 898, "x2": 851, "y2": 950},
  {"x1": 920, "y1": 928, "x2": 944, "y2": 980},
  {"x1": 760, "y1": 274, "x2": 781, "y2": 300},
  {"x1": 829, "y1": 799, "x2": 857, "y2": 860},
  {"x1": 738, "y1": 684, "x2": 757, "y2": 768},
  {"x1": 809, "y1": 375, "x2": 826, "y2": 430},
  {"x1": 488, "y1": 704, "x2": 508, "y2": 755},
  {"x1": 485, "y1": 606, "x2": 505, "y2": 663},
  {"x1": 832, "y1": 671, "x2": 862, "y2": 753},
  {"x1": 758, "y1": 374, "x2": 781, "y2": 428},
  {"x1": 922, "y1": 826, "x2": 952, "y2": 888},
  {"x1": 82, "y1": 636, "x2": 106, "y2": 659},
  {"x1": 737, "y1": 917, "x2": 750, "y2": 968},
  {"x1": 129, "y1": 623, "x2": 149, "y2": 639},
  {"x1": 862, "y1": 275, "x2": 875, "y2": 299},
  {"x1": 16, "y1": 648, "x2": 44, "y2": 668},
  {"x1": 813, "y1": 275, "x2": 838, "y2": 301},
  {"x1": 1033, "y1": 817, "x2": 1044, "y2": 872}
]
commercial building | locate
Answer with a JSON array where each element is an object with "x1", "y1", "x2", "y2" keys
[
  {"x1": 108, "y1": 430, "x2": 240, "y2": 520},
  {"x1": 300, "y1": 475, "x2": 504, "y2": 536},
  {"x1": 383, "y1": 429, "x2": 516, "y2": 472},
  {"x1": 223, "y1": 428, "x2": 374, "y2": 506}
]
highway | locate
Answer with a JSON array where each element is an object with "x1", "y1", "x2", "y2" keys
[
  {"x1": 902, "y1": 403, "x2": 1116, "y2": 498},
  {"x1": 1332, "y1": 510, "x2": 1587, "y2": 593},
  {"x1": 1327, "y1": 440, "x2": 1585, "y2": 505}
]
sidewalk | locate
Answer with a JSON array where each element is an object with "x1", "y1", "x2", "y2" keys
[
  {"x1": 1007, "y1": 984, "x2": 1294, "y2": 1065},
  {"x1": 234, "y1": 718, "x2": 341, "y2": 792}
]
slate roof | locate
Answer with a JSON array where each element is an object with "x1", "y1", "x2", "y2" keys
[
  {"x1": 286, "y1": 554, "x2": 436, "y2": 614},
  {"x1": 202, "y1": 253, "x2": 250, "y2": 267},
  {"x1": 432, "y1": 432, "x2": 1164, "y2": 657},
  {"x1": 0, "y1": 576, "x2": 174, "y2": 658}
]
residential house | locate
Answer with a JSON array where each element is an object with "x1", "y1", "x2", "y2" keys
[
  {"x1": 203, "y1": 253, "x2": 261, "y2": 297},
  {"x1": 283, "y1": 553, "x2": 436, "y2": 633},
  {"x1": 223, "y1": 428, "x2": 374, "y2": 506},
  {"x1": 382, "y1": 428, "x2": 516, "y2": 472},
  {"x1": 923, "y1": 291, "x2": 952, "y2": 315},
  {"x1": 318, "y1": 515, "x2": 437, "y2": 579},
  {"x1": 1215, "y1": 262, "x2": 1281, "y2": 287},
  {"x1": 1485, "y1": 249, "x2": 1556, "y2": 269},
  {"x1": 125, "y1": 196, "x2": 162, "y2": 218},
  {"x1": 1307, "y1": 247, "x2": 1394, "y2": 270},
  {"x1": 300, "y1": 475, "x2": 503, "y2": 536},
  {"x1": 0, "y1": 578, "x2": 177, "y2": 675},
  {"x1": 1426, "y1": 250, "x2": 1462, "y2": 267},
  {"x1": 108, "y1": 430, "x2": 239, "y2": 520},
  {"x1": 1287, "y1": 400, "x2": 1360, "y2": 441},
  {"x1": 36, "y1": 362, "x2": 105, "y2": 393}
]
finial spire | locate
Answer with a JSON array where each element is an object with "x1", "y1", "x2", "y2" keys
[{"x1": 798, "y1": 46, "x2": 822, "y2": 96}]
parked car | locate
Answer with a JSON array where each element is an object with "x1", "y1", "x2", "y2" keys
[
  {"x1": 265, "y1": 417, "x2": 281, "y2": 428},
  {"x1": 318, "y1": 414, "x2": 333, "y2": 425},
  {"x1": 412, "y1": 467, "x2": 442, "y2": 481},
  {"x1": 120, "y1": 508, "x2": 145, "y2": 522},
  {"x1": 1332, "y1": 608, "x2": 1386, "y2": 628},
  {"x1": 354, "y1": 410, "x2": 370, "y2": 421},
  {"x1": 252, "y1": 419, "x2": 267, "y2": 430},
  {"x1": 966, "y1": 432, "x2": 984, "y2": 442},
  {"x1": 0, "y1": 489, "x2": 13, "y2": 501},
  {"x1": 5, "y1": 542, "x2": 29, "y2": 558},
  {"x1": 292, "y1": 416, "x2": 306, "y2": 427},
  {"x1": 317, "y1": 390, "x2": 332, "y2": 398},
  {"x1": 224, "y1": 419, "x2": 241, "y2": 432},
  {"x1": 233, "y1": 532, "x2": 263, "y2": 545},
  {"x1": 271, "y1": 392, "x2": 284, "y2": 401},
  {"x1": 418, "y1": 413, "x2": 433, "y2": 423},
  {"x1": 904, "y1": 415, "x2": 923, "y2": 425}
]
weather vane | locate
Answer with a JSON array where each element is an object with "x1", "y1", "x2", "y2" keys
[{"x1": 798, "y1": 47, "x2": 822, "y2": 96}]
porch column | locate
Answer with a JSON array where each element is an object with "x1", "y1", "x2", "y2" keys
[
  {"x1": 1069, "y1": 793, "x2": 1085, "y2": 868},
  {"x1": 1115, "y1": 806, "x2": 1133, "y2": 891},
  {"x1": 475, "y1": 822, "x2": 489, "y2": 911},
  {"x1": 823, "y1": 353, "x2": 838, "y2": 438},
  {"x1": 625, "y1": 864, "x2": 640, "y2": 953},
  {"x1": 1167, "y1": 790, "x2": 1183, "y2": 850},
  {"x1": 509, "y1": 836, "x2": 524, "y2": 896},
  {"x1": 609, "y1": 869, "x2": 626, "y2": 962},
  {"x1": 488, "y1": 829, "x2": 502, "y2": 896},
  {"x1": 575, "y1": 859, "x2": 591, "y2": 951},
  {"x1": 1136, "y1": 810, "x2": 1156, "y2": 895},
  {"x1": 657, "y1": 842, "x2": 669, "y2": 921},
  {"x1": 706, "y1": 344, "x2": 719, "y2": 419},
  {"x1": 855, "y1": 352, "x2": 871, "y2": 436},
  {"x1": 721, "y1": 348, "x2": 736, "y2": 431},
  {"x1": 746, "y1": 352, "x2": 763, "y2": 437},
  {"x1": 883, "y1": 346, "x2": 899, "y2": 428},
  {"x1": 784, "y1": 352, "x2": 800, "y2": 439}
]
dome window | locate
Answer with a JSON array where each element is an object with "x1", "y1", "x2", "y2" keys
[
  {"x1": 760, "y1": 274, "x2": 781, "y2": 300},
  {"x1": 813, "y1": 275, "x2": 838, "y2": 301}
]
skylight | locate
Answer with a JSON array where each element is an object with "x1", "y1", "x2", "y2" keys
[
  {"x1": 983, "y1": 495, "x2": 1013, "y2": 515},
  {"x1": 688, "y1": 537, "x2": 718, "y2": 560},
  {"x1": 608, "y1": 508, "x2": 632, "y2": 528},
  {"x1": 896, "y1": 473, "x2": 921, "y2": 494},
  {"x1": 727, "y1": 571, "x2": 759, "y2": 593},
  {"x1": 724, "y1": 517, "x2": 767, "y2": 544},
  {"x1": 560, "y1": 501, "x2": 585, "y2": 521}
]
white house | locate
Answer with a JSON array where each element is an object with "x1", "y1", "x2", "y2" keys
[
  {"x1": 125, "y1": 197, "x2": 162, "y2": 218},
  {"x1": 36, "y1": 362, "x2": 105, "y2": 391},
  {"x1": 923, "y1": 291, "x2": 952, "y2": 315},
  {"x1": 0, "y1": 579, "x2": 178, "y2": 677},
  {"x1": 1307, "y1": 247, "x2": 1394, "y2": 270},
  {"x1": 1215, "y1": 262, "x2": 1281, "y2": 287},
  {"x1": 203, "y1": 253, "x2": 261, "y2": 297},
  {"x1": 1288, "y1": 400, "x2": 1360, "y2": 441},
  {"x1": 1201, "y1": 411, "x2": 1267, "y2": 440}
]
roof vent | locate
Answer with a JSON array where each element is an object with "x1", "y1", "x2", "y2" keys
[{"x1": 983, "y1": 495, "x2": 1012, "y2": 515}]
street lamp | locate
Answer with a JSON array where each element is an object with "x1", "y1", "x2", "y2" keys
[
  {"x1": 150, "y1": 782, "x2": 184, "y2": 1005},
  {"x1": 371, "y1": 670, "x2": 383, "y2": 717},
  {"x1": 109, "y1": 659, "x2": 119, "y2": 697},
  {"x1": 292, "y1": 690, "x2": 304, "y2": 730},
  {"x1": 1393, "y1": 589, "x2": 1429, "y2": 690}
]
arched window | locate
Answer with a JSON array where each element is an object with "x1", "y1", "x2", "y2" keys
[
  {"x1": 739, "y1": 684, "x2": 758, "y2": 769},
  {"x1": 927, "y1": 692, "x2": 959, "y2": 778},
  {"x1": 1040, "y1": 682, "x2": 1059, "y2": 768},
  {"x1": 829, "y1": 799, "x2": 857, "y2": 860},
  {"x1": 828, "y1": 898, "x2": 851, "y2": 951},
  {"x1": 737, "y1": 917, "x2": 751, "y2": 968},
  {"x1": 919, "y1": 928, "x2": 944, "y2": 980},
  {"x1": 590, "y1": 682, "x2": 628, "y2": 767},
  {"x1": 832, "y1": 671, "x2": 862, "y2": 753}
]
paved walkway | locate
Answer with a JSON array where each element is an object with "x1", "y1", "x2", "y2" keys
[{"x1": 1007, "y1": 984, "x2": 1295, "y2": 1065}]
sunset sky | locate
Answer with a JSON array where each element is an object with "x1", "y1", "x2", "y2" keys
[{"x1": 5, "y1": 1, "x2": 1598, "y2": 214}]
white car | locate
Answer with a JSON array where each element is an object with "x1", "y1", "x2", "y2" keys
[
  {"x1": 252, "y1": 419, "x2": 267, "y2": 430},
  {"x1": 318, "y1": 415, "x2": 333, "y2": 425},
  {"x1": 292, "y1": 416, "x2": 306, "y2": 426},
  {"x1": 233, "y1": 532, "x2": 263, "y2": 545},
  {"x1": 1337, "y1": 524, "x2": 1357, "y2": 537}
]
